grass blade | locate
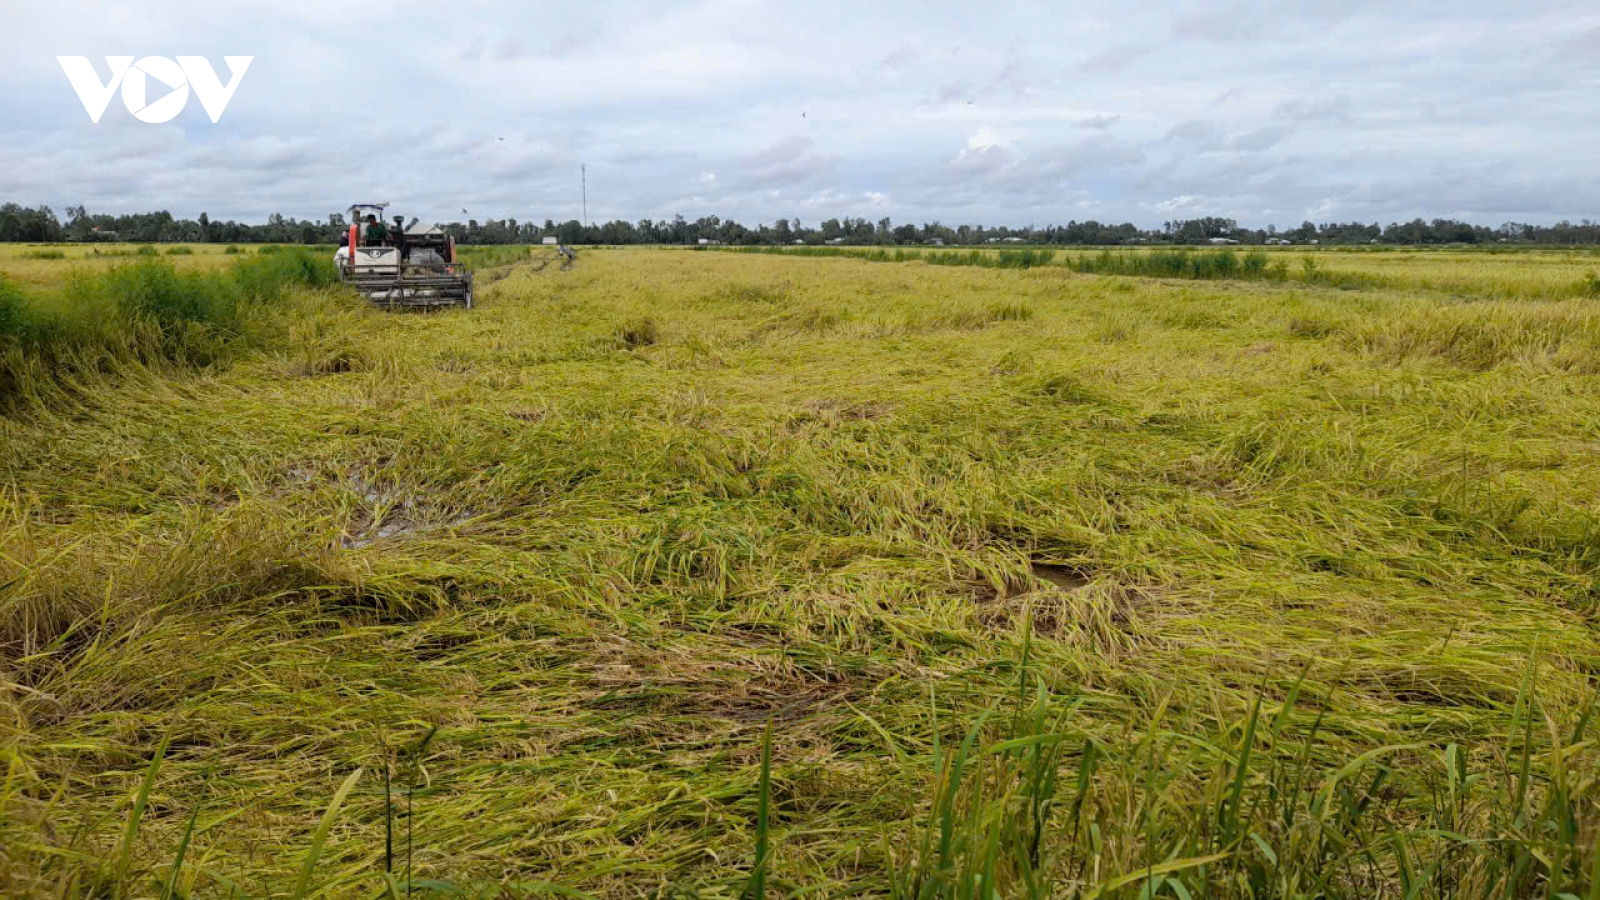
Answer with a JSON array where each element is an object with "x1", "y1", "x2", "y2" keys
[
  {"x1": 746, "y1": 719, "x2": 773, "y2": 900},
  {"x1": 161, "y1": 803, "x2": 201, "y2": 900},
  {"x1": 116, "y1": 736, "x2": 169, "y2": 895},
  {"x1": 292, "y1": 767, "x2": 363, "y2": 900}
]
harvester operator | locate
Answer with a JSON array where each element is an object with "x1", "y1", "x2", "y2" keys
[{"x1": 364, "y1": 214, "x2": 388, "y2": 245}]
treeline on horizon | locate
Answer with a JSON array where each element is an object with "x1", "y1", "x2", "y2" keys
[{"x1": 5, "y1": 203, "x2": 1600, "y2": 247}]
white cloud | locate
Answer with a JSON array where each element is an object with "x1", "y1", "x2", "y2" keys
[
  {"x1": 966, "y1": 127, "x2": 1011, "y2": 152},
  {"x1": 1154, "y1": 195, "x2": 1208, "y2": 213}
]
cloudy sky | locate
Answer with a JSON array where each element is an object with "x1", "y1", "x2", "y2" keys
[{"x1": 4, "y1": 1, "x2": 1598, "y2": 229}]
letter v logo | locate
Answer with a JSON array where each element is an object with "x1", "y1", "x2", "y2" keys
[
  {"x1": 177, "y1": 57, "x2": 252, "y2": 123},
  {"x1": 58, "y1": 56, "x2": 134, "y2": 123}
]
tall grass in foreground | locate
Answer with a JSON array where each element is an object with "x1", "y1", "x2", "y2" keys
[
  {"x1": 892, "y1": 654, "x2": 1600, "y2": 899},
  {"x1": 0, "y1": 248, "x2": 339, "y2": 411},
  {"x1": 27, "y1": 660, "x2": 1597, "y2": 898}
]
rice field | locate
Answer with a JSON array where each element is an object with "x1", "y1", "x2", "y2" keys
[{"x1": 3, "y1": 244, "x2": 1600, "y2": 898}]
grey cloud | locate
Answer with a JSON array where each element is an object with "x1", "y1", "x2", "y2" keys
[
  {"x1": 1561, "y1": 25, "x2": 1600, "y2": 58},
  {"x1": 1172, "y1": 8, "x2": 1266, "y2": 43},
  {"x1": 943, "y1": 135, "x2": 1145, "y2": 200},
  {"x1": 1210, "y1": 88, "x2": 1244, "y2": 108},
  {"x1": 733, "y1": 137, "x2": 838, "y2": 188},
  {"x1": 1077, "y1": 114, "x2": 1121, "y2": 130},
  {"x1": 1163, "y1": 119, "x2": 1219, "y2": 144},
  {"x1": 1171, "y1": 0, "x2": 1373, "y2": 43},
  {"x1": 1231, "y1": 126, "x2": 1292, "y2": 153},
  {"x1": 1078, "y1": 44, "x2": 1150, "y2": 73},
  {"x1": 877, "y1": 45, "x2": 921, "y2": 72},
  {"x1": 1273, "y1": 95, "x2": 1354, "y2": 124}
]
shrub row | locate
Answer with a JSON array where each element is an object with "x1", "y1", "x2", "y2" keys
[{"x1": 725, "y1": 245, "x2": 1057, "y2": 269}]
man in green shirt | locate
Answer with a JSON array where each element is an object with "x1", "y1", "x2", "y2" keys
[{"x1": 364, "y1": 214, "x2": 388, "y2": 245}]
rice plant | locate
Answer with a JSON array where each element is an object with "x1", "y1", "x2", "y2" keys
[{"x1": 0, "y1": 248, "x2": 341, "y2": 411}]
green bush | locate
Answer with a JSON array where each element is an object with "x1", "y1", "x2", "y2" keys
[
  {"x1": 164, "y1": 246, "x2": 193, "y2": 256},
  {"x1": 727, "y1": 246, "x2": 1057, "y2": 269},
  {"x1": 1, "y1": 250, "x2": 343, "y2": 413},
  {"x1": 232, "y1": 248, "x2": 338, "y2": 301},
  {"x1": 1066, "y1": 248, "x2": 1364, "y2": 287},
  {"x1": 90, "y1": 260, "x2": 241, "y2": 334},
  {"x1": 0, "y1": 274, "x2": 26, "y2": 340},
  {"x1": 458, "y1": 245, "x2": 531, "y2": 269},
  {"x1": 994, "y1": 248, "x2": 1055, "y2": 268},
  {"x1": 224, "y1": 245, "x2": 243, "y2": 255}
]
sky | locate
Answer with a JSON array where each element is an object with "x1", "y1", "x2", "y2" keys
[{"x1": 4, "y1": 0, "x2": 1599, "y2": 229}]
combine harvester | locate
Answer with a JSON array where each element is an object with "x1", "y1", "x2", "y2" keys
[{"x1": 335, "y1": 202, "x2": 474, "y2": 309}]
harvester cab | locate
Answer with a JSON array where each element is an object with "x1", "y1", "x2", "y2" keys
[{"x1": 335, "y1": 202, "x2": 474, "y2": 309}]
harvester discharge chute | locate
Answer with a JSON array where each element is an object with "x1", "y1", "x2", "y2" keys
[{"x1": 335, "y1": 203, "x2": 474, "y2": 309}]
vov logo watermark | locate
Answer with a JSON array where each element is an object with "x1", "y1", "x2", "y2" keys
[{"x1": 57, "y1": 56, "x2": 252, "y2": 124}]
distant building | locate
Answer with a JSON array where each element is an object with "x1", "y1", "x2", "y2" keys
[
  {"x1": 825, "y1": 237, "x2": 845, "y2": 245},
  {"x1": 1003, "y1": 236, "x2": 1025, "y2": 243},
  {"x1": 792, "y1": 239, "x2": 806, "y2": 245},
  {"x1": 541, "y1": 236, "x2": 558, "y2": 245},
  {"x1": 1208, "y1": 237, "x2": 1240, "y2": 245},
  {"x1": 697, "y1": 238, "x2": 724, "y2": 245}
]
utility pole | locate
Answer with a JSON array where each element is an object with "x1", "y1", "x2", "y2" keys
[{"x1": 581, "y1": 164, "x2": 588, "y2": 227}]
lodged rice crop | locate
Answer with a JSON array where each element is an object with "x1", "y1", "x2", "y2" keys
[{"x1": 3, "y1": 245, "x2": 1600, "y2": 898}]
